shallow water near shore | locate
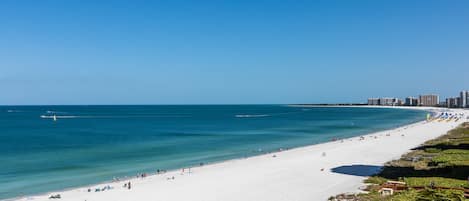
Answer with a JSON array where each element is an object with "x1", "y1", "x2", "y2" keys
[{"x1": 0, "y1": 105, "x2": 426, "y2": 199}]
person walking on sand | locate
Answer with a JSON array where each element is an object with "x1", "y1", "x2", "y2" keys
[{"x1": 128, "y1": 182, "x2": 131, "y2": 190}]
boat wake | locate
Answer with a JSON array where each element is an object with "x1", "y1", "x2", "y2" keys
[
  {"x1": 40, "y1": 115, "x2": 78, "y2": 119},
  {"x1": 40, "y1": 115, "x2": 190, "y2": 119},
  {"x1": 235, "y1": 114, "x2": 270, "y2": 118}
]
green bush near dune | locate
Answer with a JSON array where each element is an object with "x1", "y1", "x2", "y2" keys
[
  {"x1": 365, "y1": 176, "x2": 469, "y2": 188},
  {"x1": 404, "y1": 177, "x2": 469, "y2": 188},
  {"x1": 364, "y1": 176, "x2": 387, "y2": 185},
  {"x1": 425, "y1": 147, "x2": 442, "y2": 153},
  {"x1": 414, "y1": 188, "x2": 465, "y2": 201},
  {"x1": 432, "y1": 153, "x2": 469, "y2": 166}
]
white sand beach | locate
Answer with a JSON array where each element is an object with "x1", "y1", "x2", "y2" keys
[{"x1": 14, "y1": 107, "x2": 469, "y2": 201}]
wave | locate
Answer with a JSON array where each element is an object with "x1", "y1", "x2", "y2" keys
[
  {"x1": 40, "y1": 115, "x2": 190, "y2": 119},
  {"x1": 46, "y1": 111, "x2": 68, "y2": 114},
  {"x1": 40, "y1": 115, "x2": 78, "y2": 119},
  {"x1": 235, "y1": 114, "x2": 270, "y2": 118},
  {"x1": 7, "y1": 110, "x2": 22, "y2": 113}
]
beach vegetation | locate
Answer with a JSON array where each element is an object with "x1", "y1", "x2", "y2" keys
[
  {"x1": 330, "y1": 122, "x2": 469, "y2": 201},
  {"x1": 364, "y1": 176, "x2": 387, "y2": 185}
]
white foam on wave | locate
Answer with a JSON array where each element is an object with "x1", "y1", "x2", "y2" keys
[
  {"x1": 40, "y1": 115, "x2": 78, "y2": 119},
  {"x1": 40, "y1": 115, "x2": 190, "y2": 119},
  {"x1": 235, "y1": 114, "x2": 270, "y2": 118}
]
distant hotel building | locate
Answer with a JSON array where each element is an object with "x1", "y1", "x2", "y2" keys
[
  {"x1": 446, "y1": 97, "x2": 460, "y2": 108},
  {"x1": 368, "y1": 91, "x2": 467, "y2": 108},
  {"x1": 367, "y1": 97, "x2": 401, "y2": 106},
  {"x1": 460, "y1": 90, "x2": 468, "y2": 108},
  {"x1": 419, "y1": 94, "x2": 439, "y2": 106},
  {"x1": 404, "y1": 97, "x2": 419, "y2": 106},
  {"x1": 368, "y1": 98, "x2": 379, "y2": 105}
]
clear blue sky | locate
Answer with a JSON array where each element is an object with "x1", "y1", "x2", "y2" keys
[{"x1": 1, "y1": 1, "x2": 468, "y2": 105}]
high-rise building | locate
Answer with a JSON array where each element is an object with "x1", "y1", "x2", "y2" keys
[
  {"x1": 368, "y1": 98, "x2": 379, "y2": 105},
  {"x1": 419, "y1": 94, "x2": 439, "y2": 106},
  {"x1": 367, "y1": 97, "x2": 400, "y2": 106},
  {"x1": 397, "y1": 99, "x2": 403, "y2": 106},
  {"x1": 404, "y1": 97, "x2": 419, "y2": 106},
  {"x1": 380, "y1": 98, "x2": 395, "y2": 106},
  {"x1": 461, "y1": 91, "x2": 468, "y2": 108},
  {"x1": 466, "y1": 91, "x2": 469, "y2": 107},
  {"x1": 446, "y1": 97, "x2": 460, "y2": 108}
]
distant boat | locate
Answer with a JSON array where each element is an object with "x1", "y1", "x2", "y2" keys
[{"x1": 40, "y1": 114, "x2": 58, "y2": 121}]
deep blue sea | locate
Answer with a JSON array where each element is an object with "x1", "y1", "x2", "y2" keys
[{"x1": 0, "y1": 105, "x2": 426, "y2": 199}]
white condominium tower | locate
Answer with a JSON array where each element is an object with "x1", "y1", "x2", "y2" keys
[{"x1": 461, "y1": 90, "x2": 469, "y2": 108}]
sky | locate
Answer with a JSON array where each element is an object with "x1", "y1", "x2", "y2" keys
[{"x1": 1, "y1": 0, "x2": 468, "y2": 105}]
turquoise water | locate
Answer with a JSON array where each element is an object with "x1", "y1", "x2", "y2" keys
[{"x1": 0, "y1": 105, "x2": 425, "y2": 199}]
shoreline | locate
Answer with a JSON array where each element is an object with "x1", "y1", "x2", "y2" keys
[
  {"x1": 10, "y1": 107, "x2": 468, "y2": 201},
  {"x1": 9, "y1": 118, "x2": 424, "y2": 200}
]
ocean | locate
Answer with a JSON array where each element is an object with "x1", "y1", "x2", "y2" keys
[{"x1": 0, "y1": 105, "x2": 426, "y2": 199}]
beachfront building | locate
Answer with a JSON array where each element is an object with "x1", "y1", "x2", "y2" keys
[
  {"x1": 379, "y1": 98, "x2": 394, "y2": 106},
  {"x1": 439, "y1": 101, "x2": 447, "y2": 107},
  {"x1": 460, "y1": 90, "x2": 468, "y2": 108},
  {"x1": 368, "y1": 98, "x2": 380, "y2": 105},
  {"x1": 419, "y1": 94, "x2": 439, "y2": 106},
  {"x1": 367, "y1": 97, "x2": 401, "y2": 106},
  {"x1": 404, "y1": 97, "x2": 419, "y2": 106},
  {"x1": 397, "y1": 99, "x2": 403, "y2": 106},
  {"x1": 466, "y1": 91, "x2": 469, "y2": 107},
  {"x1": 446, "y1": 97, "x2": 460, "y2": 108}
]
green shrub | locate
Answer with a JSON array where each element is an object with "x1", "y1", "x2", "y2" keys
[
  {"x1": 415, "y1": 188, "x2": 465, "y2": 201},
  {"x1": 364, "y1": 176, "x2": 387, "y2": 185},
  {"x1": 404, "y1": 177, "x2": 468, "y2": 188},
  {"x1": 425, "y1": 148, "x2": 441, "y2": 153}
]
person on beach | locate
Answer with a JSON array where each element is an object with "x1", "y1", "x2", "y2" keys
[{"x1": 128, "y1": 182, "x2": 131, "y2": 190}]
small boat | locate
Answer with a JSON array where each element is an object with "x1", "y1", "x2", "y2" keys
[{"x1": 40, "y1": 114, "x2": 58, "y2": 121}]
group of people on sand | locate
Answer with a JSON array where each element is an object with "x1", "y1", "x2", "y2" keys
[
  {"x1": 48, "y1": 194, "x2": 61, "y2": 199},
  {"x1": 123, "y1": 182, "x2": 131, "y2": 190},
  {"x1": 87, "y1": 185, "x2": 113, "y2": 193},
  {"x1": 137, "y1": 173, "x2": 148, "y2": 178}
]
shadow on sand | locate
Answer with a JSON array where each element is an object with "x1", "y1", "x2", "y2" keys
[
  {"x1": 332, "y1": 164, "x2": 469, "y2": 180},
  {"x1": 331, "y1": 165, "x2": 383, "y2": 177}
]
